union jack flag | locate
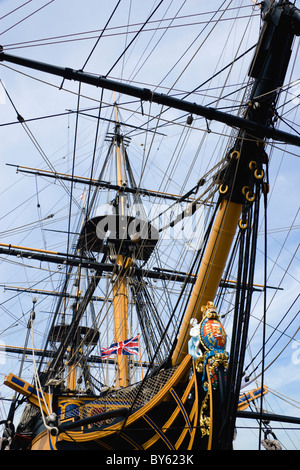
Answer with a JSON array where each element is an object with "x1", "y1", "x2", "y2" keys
[{"x1": 100, "y1": 335, "x2": 139, "y2": 358}]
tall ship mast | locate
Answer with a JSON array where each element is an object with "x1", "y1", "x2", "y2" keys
[{"x1": 0, "y1": 1, "x2": 299, "y2": 451}]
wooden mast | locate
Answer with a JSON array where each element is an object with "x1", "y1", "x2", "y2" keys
[{"x1": 112, "y1": 104, "x2": 130, "y2": 388}]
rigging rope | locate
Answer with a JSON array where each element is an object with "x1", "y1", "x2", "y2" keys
[
  {"x1": 1, "y1": 8, "x2": 259, "y2": 52},
  {"x1": 29, "y1": 307, "x2": 59, "y2": 436},
  {"x1": 259, "y1": 182, "x2": 268, "y2": 448},
  {"x1": 105, "y1": 0, "x2": 165, "y2": 77},
  {"x1": 0, "y1": 79, "x2": 82, "y2": 211},
  {"x1": 0, "y1": 1, "x2": 33, "y2": 22},
  {"x1": 0, "y1": 0, "x2": 55, "y2": 36},
  {"x1": 82, "y1": 0, "x2": 122, "y2": 70}
]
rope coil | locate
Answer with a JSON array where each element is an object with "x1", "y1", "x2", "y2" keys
[{"x1": 262, "y1": 431, "x2": 282, "y2": 450}]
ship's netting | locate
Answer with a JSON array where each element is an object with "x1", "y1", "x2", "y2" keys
[{"x1": 60, "y1": 364, "x2": 179, "y2": 427}]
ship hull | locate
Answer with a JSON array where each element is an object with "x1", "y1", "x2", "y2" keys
[{"x1": 28, "y1": 355, "x2": 209, "y2": 451}]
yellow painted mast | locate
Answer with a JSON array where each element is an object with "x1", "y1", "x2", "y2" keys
[
  {"x1": 171, "y1": 198, "x2": 242, "y2": 365},
  {"x1": 112, "y1": 104, "x2": 130, "y2": 388},
  {"x1": 113, "y1": 257, "x2": 130, "y2": 388}
]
